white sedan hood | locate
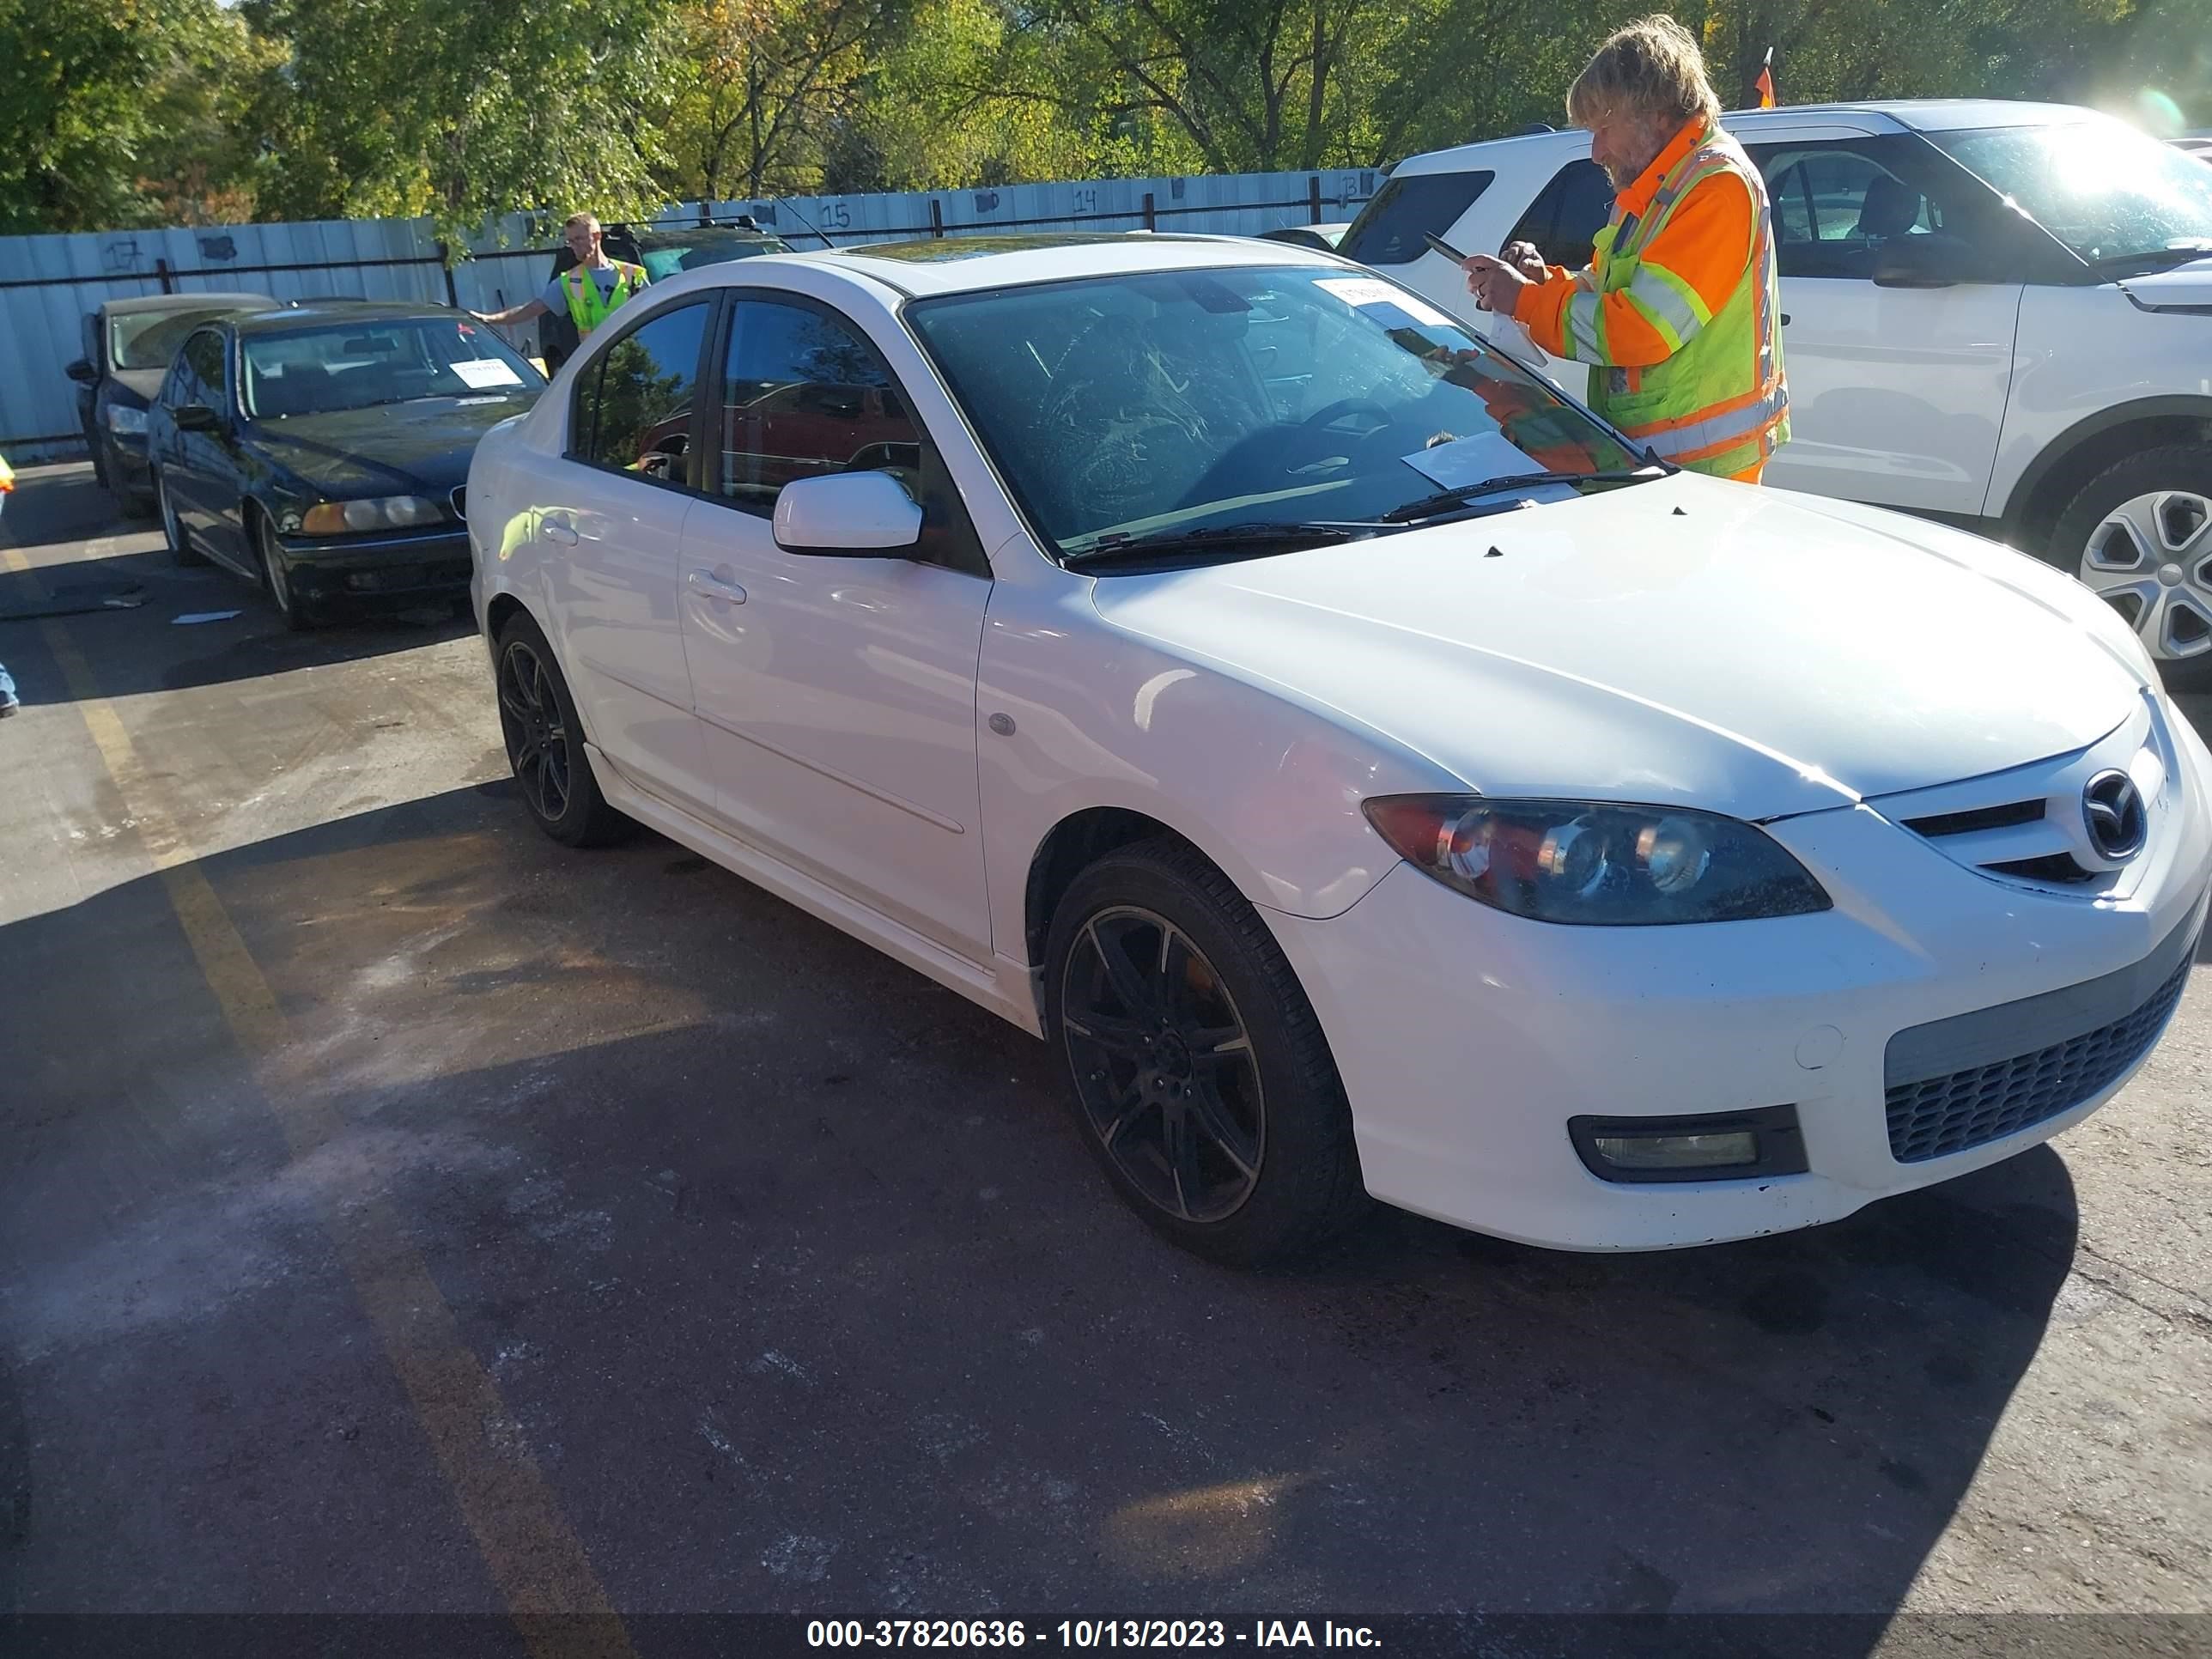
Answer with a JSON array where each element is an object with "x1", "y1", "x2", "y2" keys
[{"x1": 1088, "y1": 474, "x2": 2148, "y2": 821}]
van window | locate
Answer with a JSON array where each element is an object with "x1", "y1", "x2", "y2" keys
[{"x1": 1338, "y1": 171, "x2": 1494, "y2": 266}]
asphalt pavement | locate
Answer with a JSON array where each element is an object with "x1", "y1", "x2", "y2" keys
[{"x1": 3, "y1": 462, "x2": 2209, "y2": 1655}]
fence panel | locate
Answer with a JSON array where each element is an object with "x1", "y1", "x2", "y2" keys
[{"x1": 0, "y1": 170, "x2": 1378, "y2": 459}]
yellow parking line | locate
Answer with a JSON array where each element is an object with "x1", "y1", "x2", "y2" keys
[{"x1": 4, "y1": 544, "x2": 635, "y2": 1658}]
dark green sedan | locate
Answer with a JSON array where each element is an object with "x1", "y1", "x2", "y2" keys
[{"x1": 145, "y1": 302, "x2": 545, "y2": 628}]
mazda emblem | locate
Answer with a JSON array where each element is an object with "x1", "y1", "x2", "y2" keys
[{"x1": 2082, "y1": 770, "x2": 2148, "y2": 863}]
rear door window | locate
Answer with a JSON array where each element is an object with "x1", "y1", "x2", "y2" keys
[
  {"x1": 570, "y1": 300, "x2": 712, "y2": 488},
  {"x1": 1339, "y1": 171, "x2": 1494, "y2": 266}
]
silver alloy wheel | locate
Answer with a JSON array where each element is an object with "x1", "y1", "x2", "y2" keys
[
  {"x1": 2079, "y1": 489, "x2": 2212, "y2": 662},
  {"x1": 258, "y1": 518, "x2": 295, "y2": 617},
  {"x1": 158, "y1": 476, "x2": 183, "y2": 551}
]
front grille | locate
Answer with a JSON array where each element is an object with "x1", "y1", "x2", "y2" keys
[
  {"x1": 1902, "y1": 799, "x2": 2045, "y2": 839},
  {"x1": 1986, "y1": 854, "x2": 2100, "y2": 885},
  {"x1": 1885, "y1": 955, "x2": 2191, "y2": 1163}
]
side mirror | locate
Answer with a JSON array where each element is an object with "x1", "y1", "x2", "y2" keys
[
  {"x1": 173, "y1": 403, "x2": 223, "y2": 433},
  {"x1": 66, "y1": 358, "x2": 97, "y2": 384},
  {"x1": 1870, "y1": 234, "x2": 1968, "y2": 289},
  {"x1": 773, "y1": 471, "x2": 923, "y2": 556}
]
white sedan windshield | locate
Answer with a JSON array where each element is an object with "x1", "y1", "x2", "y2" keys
[{"x1": 905, "y1": 266, "x2": 1640, "y2": 553}]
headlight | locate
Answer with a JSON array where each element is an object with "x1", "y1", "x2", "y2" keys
[
  {"x1": 105, "y1": 404, "x2": 148, "y2": 435},
  {"x1": 299, "y1": 495, "x2": 445, "y2": 536},
  {"x1": 1361, "y1": 796, "x2": 1832, "y2": 925}
]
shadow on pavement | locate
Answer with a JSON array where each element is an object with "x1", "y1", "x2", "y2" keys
[{"x1": 1, "y1": 781, "x2": 2083, "y2": 1632}]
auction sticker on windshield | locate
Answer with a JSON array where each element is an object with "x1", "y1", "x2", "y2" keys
[
  {"x1": 1401, "y1": 429, "x2": 1544, "y2": 492},
  {"x1": 1314, "y1": 276, "x2": 1453, "y2": 328},
  {"x1": 452, "y1": 359, "x2": 524, "y2": 389}
]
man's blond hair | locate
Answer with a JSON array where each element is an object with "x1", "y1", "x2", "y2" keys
[
  {"x1": 564, "y1": 211, "x2": 602, "y2": 234},
  {"x1": 1565, "y1": 14, "x2": 1722, "y2": 132}
]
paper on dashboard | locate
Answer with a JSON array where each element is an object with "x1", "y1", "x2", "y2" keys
[{"x1": 451, "y1": 358, "x2": 524, "y2": 389}]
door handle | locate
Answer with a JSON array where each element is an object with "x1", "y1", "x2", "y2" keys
[
  {"x1": 688, "y1": 568, "x2": 746, "y2": 604},
  {"x1": 542, "y1": 513, "x2": 579, "y2": 546}
]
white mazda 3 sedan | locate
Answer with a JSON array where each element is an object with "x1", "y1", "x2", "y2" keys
[{"x1": 465, "y1": 234, "x2": 2212, "y2": 1264}]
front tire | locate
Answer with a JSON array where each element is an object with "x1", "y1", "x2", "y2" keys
[
  {"x1": 2048, "y1": 447, "x2": 2212, "y2": 683},
  {"x1": 494, "y1": 613, "x2": 634, "y2": 848},
  {"x1": 256, "y1": 512, "x2": 316, "y2": 631},
  {"x1": 155, "y1": 472, "x2": 203, "y2": 566},
  {"x1": 1043, "y1": 838, "x2": 1368, "y2": 1267}
]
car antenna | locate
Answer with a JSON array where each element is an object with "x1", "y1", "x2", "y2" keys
[{"x1": 775, "y1": 198, "x2": 839, "y2": 249}]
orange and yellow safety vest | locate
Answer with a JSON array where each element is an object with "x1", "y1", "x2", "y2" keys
[{"x1": 1514, "y1": 118, "x2": 1789, "y2": 480}]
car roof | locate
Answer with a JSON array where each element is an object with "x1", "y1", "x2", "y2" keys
[
  {"x1": 806, "y1": 232, "x2": 1341, "y2": 297},
  {"x1": 1390, "y1": 99, "x2": 2113, "y2": 175},
  {"x1": 99, "y1": 291, "x2": 277, "y2": 318},
  {"x1": 228, "y1": 301, "x2": 459, "y2": 335}
]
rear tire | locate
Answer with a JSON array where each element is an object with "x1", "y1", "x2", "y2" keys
[
  {"x1": 1043, "y1": 837, "x2": 1369, "y2": 1267},
  {"x1": 2048, "y1": 446, "x2": 2212, "y2": 687},
  {"x1": 155, "y1": 472, "x2": 203, "y2": 566},
  {"x1": 494, "y1": 612, "x2": 635, "y2": 848}
]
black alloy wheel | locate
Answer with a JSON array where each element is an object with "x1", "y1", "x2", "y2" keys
[
  {"x1": 493, "y1": 615, "x2": 633, "y2": 848},
  {"x1": 1061, "y1": 905, "x2": 1267, "y2": 1225},
  {"x1": 499, "y1": 637, "x2": 574, "y2": 825},
  {"x1": 1044, "y1": 839, "x2": 1368, "y2": 1265}
]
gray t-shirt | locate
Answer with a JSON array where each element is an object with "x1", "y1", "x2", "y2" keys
[{"x1": 540, "y1": 264, "x2": 635, "y2": 320}]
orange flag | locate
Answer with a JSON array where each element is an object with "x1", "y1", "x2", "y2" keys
[{"x1": 1755, "y1": 47, "x2": 1776, "y2": 108}]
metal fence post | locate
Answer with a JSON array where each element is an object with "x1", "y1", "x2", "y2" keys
[
  {"x1": 1309, "y1": 177, "x2": 1323, "y2": 225},
  {"x1": 437, "y1": 242, "x2": 459, "y2": 308},
  {"x1": 155, "y1": 258, "x2": 173, "y2": 295},
  {"x1": 1143, "y1": 192, "x2": 1157, "y2": 231},
  {"x1": 929, "y1": 198, "x2": 945, "y2": 238}
]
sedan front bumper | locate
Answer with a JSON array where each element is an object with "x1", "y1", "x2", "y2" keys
[
  {"x1": 1266, "y1": 702, "x2": 2212, "y2": 1251},
  {"x1": 279, "y1": 526, "x2": 473, "y2": 608}
]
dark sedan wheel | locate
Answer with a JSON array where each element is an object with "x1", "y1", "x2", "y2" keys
[
  {"x1": 495, "y1": 614, "x2": 633, "y2": 848},
  {"x1": 1044, "y1": 838, "x2": 1368, "y2": 1265},
  {"x1": 155, "y1": 473, "x2": 202, "y2": 566},
  {"x1": 257, "y1": 514, "x2": 315, "y2": 631}
]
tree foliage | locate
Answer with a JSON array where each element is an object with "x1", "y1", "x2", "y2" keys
[{"x1": 0, "y1": 0, "x2": 2203, "y2": 237}]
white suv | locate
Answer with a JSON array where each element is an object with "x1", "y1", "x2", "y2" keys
[{"x1": 1349, "y1": 100, "x2": 2212, "y2": 671}]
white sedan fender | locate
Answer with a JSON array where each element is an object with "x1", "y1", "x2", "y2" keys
[{"x1": 974, "y1": 562, "x2": 1458, "y2": 1001}]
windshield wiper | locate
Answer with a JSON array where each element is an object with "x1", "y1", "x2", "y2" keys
[
  {"x1": 1378, "y1": 465, "x2": 1667, "y2": 525},
  {"x1": 2088, "y1": 240, "x2": 2212, "y2": 273},
  {"x1": 1066, "y1": 519, "x2": 1386, "y2": 568}
]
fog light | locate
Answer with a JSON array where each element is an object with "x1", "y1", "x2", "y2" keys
[
  {"x1": 1569, "y1": 1105, "x2": 1808, "y2": 1184},
  {"x1": 1590, "y1": 1130, "x2": 1758, "y2": 1170}
]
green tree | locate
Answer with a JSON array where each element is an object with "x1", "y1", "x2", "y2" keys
[
  {"x1": 0, "y1": 0, "x2": 262, "y2": 234},
  {"x1": 658, "y1": 0, "x2": 919, "y2": 203},
  {"x1": 241, "y1": 0, "x2": 673, "y2": 240}
]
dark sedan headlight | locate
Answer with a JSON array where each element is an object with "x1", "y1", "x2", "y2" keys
[
  {"x1": 105, "y1": 405, "x2": 148, "y2": 435},
  {"x1": 295, "y1": 495, "x2": 446, "y2": 535},
  {"x1": 1362, "y1": 796, "x2": 1832, "y2": 925}
]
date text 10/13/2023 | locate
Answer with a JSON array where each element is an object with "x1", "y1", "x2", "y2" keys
[{"x1": 807, "y1": 1621, "x2": 1382, "y2": 1649}]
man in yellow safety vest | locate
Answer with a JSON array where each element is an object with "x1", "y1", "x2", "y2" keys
[
  {"x1": 472, "y1": 212, "x2": 647, "y2": 344},
  {"x1": 1462, "y1": 15, "x2": 1789, "y2": 483}
]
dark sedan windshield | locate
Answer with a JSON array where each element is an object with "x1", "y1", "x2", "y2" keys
[
  {"x1": 240, "y1": 318, "x2": 542, "y2": 420},
  {"x1": 904, "y1": 266, "x2": 1639, "y2": 554},
  {"x1": 1930, "y1": 122, "x2": 2212, "y2": 267}
]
